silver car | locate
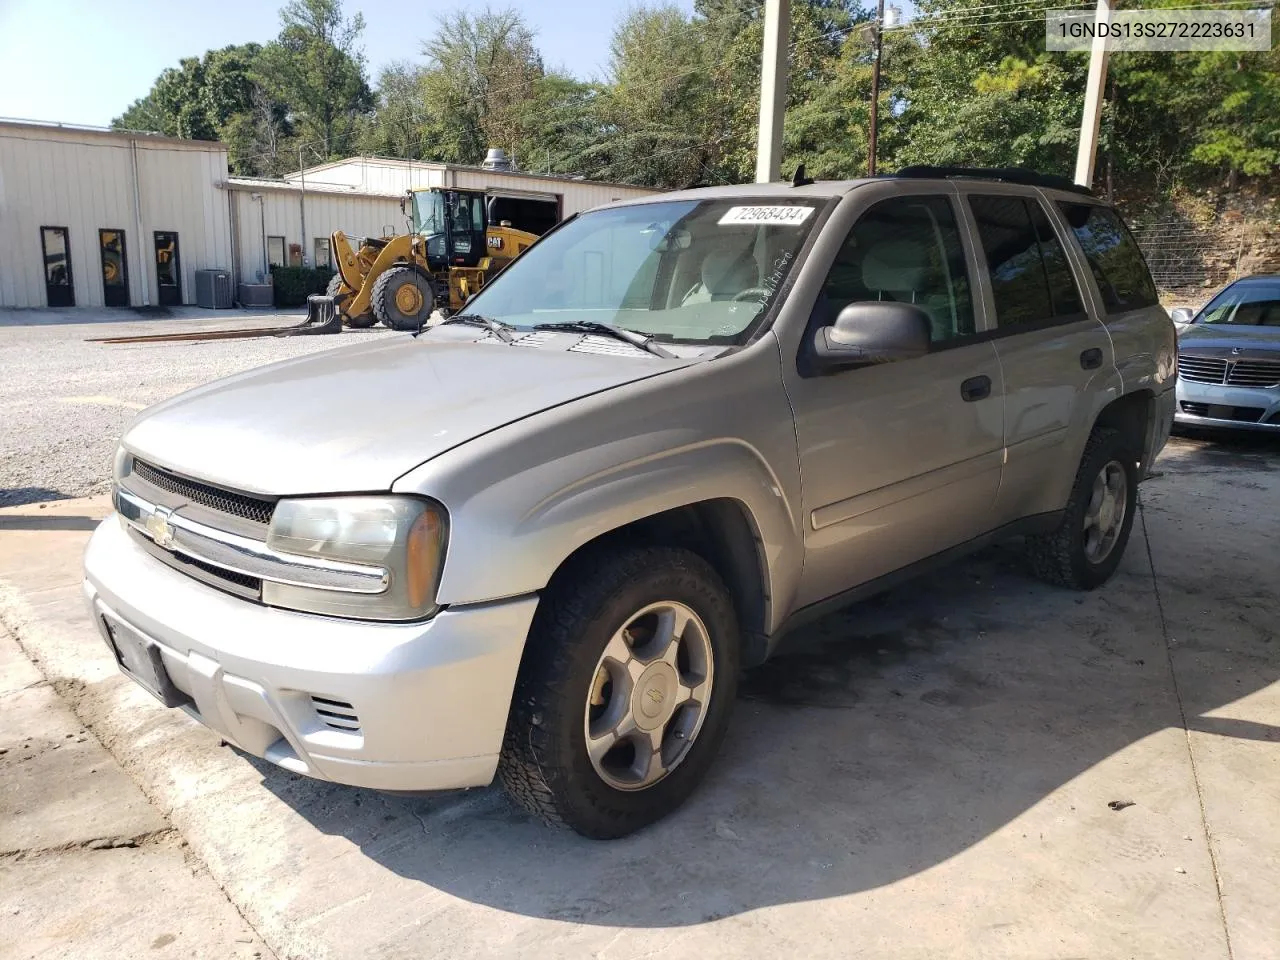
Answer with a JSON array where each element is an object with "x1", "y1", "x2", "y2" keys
[
  {"x1": 1173, "y1": 275, "x2": 1280, "y2": 432},
  {"x1": 84, "y1": 171, "x2": 1175, "y2": 838}
]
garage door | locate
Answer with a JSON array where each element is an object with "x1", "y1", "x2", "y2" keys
[{"x1": 487, "y1": 194, "x2": 560, "y2": 237}]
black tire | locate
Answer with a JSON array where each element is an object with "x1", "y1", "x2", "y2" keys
[
  {"x1": 371, "y1": 266, "x2": 434, "y2": 331},
  {"x1": 1026, "y1": 426, "x2": 1139, "y2": 590},
  {"x1": 327, "y1": 275, "x2": 376, "y2": 329},
  {"x1": 498, "y1": 546, "x2": 741, "y2": 839}
]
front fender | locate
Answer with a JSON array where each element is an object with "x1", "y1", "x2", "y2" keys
[{"x1": 393, "y1": 340, "x2": 805, "y2": 632}]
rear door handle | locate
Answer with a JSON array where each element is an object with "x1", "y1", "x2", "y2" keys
[
  {"x1": 1080, "y1": 347, "x2": 1103, "y2": 370},
  {"x1": 960, "y1": 375, "x2": 991, "y2": 402}
]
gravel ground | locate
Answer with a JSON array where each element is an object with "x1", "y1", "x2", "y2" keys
[{"x1": 0, "y1": 306, "x2": 390, "y2": 506}]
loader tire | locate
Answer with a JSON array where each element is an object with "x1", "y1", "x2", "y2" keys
[
  {"x1": 328, "y1": 274, "x2": 376, "y2": 328},
  {"x1": 372, "y1": 267, "x2": 434, "y2": 331}
]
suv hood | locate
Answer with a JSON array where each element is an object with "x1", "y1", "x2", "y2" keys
[{"x1": 124, "y1": 336, "x2": 698, "y2": 496}]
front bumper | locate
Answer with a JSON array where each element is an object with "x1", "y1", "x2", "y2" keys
[
  {"x1": 1174, "y1": 378, "x2": 1280, "y2": 432},
  {"x1": 83, "y1": 516, "x2": 538, "y2": 791}
]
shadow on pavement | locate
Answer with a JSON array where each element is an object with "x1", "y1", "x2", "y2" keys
[
  {"x1": 0, "y1": 487, "x2": 71, "y2": 508},
  {"x1": 246, "y1": 506, "x2": 1279, "y2": 928},
  {"x1": 0, "y1": 515, "x2": 102, "y2": 531}
]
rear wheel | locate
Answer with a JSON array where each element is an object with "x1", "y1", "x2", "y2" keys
[
  {"x1": 372, "y1": 266, "x2": 434, "y2": 331},
  {"x1": 499, "y1": 547, "x2": 740, "y2": 839},
  {"x1": 1026, "y1": 426, "x2": 1138, "y2": 590}
]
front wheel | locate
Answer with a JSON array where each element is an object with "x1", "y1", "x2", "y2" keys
[
  {"x1": 1025, "y1": 426, "x2": 1139, "y2": 589},
  {"x1": 498, "y1": 547, "x2": 740, "y2": 839},
  {"x1": 371, "y1": 266, "x2": 434, "y2": 331}
]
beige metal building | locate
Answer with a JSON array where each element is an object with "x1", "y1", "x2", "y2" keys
[
  {"x1": 0, "y1": 120, "x2": 658, "y2": 307},
  {"x1": 229, "y1": 157, "x2": 657, "y2": 282},
  {"x1": 0, "y1": 119, "x2": 232, "y2": 309}
]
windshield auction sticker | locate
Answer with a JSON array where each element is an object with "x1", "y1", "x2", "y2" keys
[
  {"x1": 1046, "y1": 8, "x2": 1271, "y2": 51},
  {"x1": 718, "y1": 206, "x2": 816, "y2": 227}
]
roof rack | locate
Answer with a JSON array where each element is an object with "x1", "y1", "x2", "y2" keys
[{"x1": 892, "y1": 165, "x2": 1095, "y2": 197}]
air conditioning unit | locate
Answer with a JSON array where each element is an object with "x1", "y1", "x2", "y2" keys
[
  {"x1": 194, "y1": 270, "x2": 234, "y2": 309},
  {"x1": 237, "y1": 283, "x2": 273, "y2": 307}
]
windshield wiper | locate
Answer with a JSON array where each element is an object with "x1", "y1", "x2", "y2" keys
[
  {"x1": 532, "y1": 320, "x2": 676, "y2": 358},
  {"x1": 440, "y1": 313, "x2": 515, "y2": 343}
]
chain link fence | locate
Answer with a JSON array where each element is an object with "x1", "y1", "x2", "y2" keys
[{"x1": 1133, "y1": 217, "x2": 1280, "y2": 307}]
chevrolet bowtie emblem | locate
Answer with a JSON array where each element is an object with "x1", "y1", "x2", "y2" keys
[{"x1": 145, "y1": 506, "x2": 176, "y2": 549}]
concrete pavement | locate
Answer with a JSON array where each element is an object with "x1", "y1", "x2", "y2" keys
[
  {"x1": 0, "y1": 435, "x2": 1276, "y2": 959},
  {"x1": 1, "y1": 574, "x2": 270, "y2": 959}
]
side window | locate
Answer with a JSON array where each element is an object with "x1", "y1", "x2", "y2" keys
[
  {"x1": 820, "y1": 195, "x2": 975, "y2": 343},
  {"x1": 1028, "y1": 202, "x2": 1084, "y2": 316},
  {"x1": 1057, "y1": 203, "x2": 1158, "y2": 312},
  {"x1": 969, "y1": 195, "x2": 1087, "y2": 329}
]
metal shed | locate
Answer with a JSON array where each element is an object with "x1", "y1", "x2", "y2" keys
[{"x1": 0, "y1": 119, "x2": 232, "y2": 309}]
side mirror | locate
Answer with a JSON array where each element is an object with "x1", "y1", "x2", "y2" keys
[
  {"x1": 1170, "y1": 306, "x2": 1194, "y2": 332},
  {"x1": 810, "y1": 301, "x2": 932, "y2": 372},
  {"x1": 400, "y1": 196, "x2": 408, "y2": 214}
]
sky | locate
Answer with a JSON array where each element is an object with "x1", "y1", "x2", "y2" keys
[{"x1": 0, "y1": 0, "x2": 697, "y2": 129}]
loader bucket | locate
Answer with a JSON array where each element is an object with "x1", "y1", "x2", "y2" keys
[{"x1": 282, "y1": 295, "x2": 343, "y2": 336}]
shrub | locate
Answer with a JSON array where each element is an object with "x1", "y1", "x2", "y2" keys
[{"x1": 270, "y1": 266, "x2": 335, "y2": 307}]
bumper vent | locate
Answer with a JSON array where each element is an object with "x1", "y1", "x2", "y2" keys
[
  {"x1": 310, "y1": 696, "x2": 361, "y2": 732},
  {"x1": 132, "y1": 460, "x2": 276, "y2": 526},
  {"x1": 1180, "y1": 402, "x2": 1265, "y2": 422}
]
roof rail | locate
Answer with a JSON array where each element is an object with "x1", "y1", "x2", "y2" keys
[{"x1": 892, "y1": 165, "x2": 1095, "y2": 197}]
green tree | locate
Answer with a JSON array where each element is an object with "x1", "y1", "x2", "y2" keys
[{"x1": 258, "y1": 0, "x2": 374, "y2": 159}]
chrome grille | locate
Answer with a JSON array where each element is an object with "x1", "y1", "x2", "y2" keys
[
  {"x1": 132, "y1": 460, "x2": 275, "y2": 525},
  {"x1": 1228, "y1": 359, "x2": 1280, "y2": 388},
  {"x1": 310, "y1": 696, "x2": 361, "y2": 732},
  {"x1": 1177, "y1": 355, "x2": 1228, "y2": 384}
]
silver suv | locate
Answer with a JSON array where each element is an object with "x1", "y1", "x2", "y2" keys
[{"x1": 84, "y1": 170, "x2": 1175, "y2": 838}]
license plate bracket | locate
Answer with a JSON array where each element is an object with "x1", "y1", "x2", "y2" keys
[{"x1": 103, "y1": 617, "x2": 188, "y2": 708}]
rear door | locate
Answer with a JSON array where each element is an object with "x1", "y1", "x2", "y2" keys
[
  {"x1": 959, "y1": 186, "x2": 1113, "y2": 524},
  {"x1": 780, "y1": 183, "x2": 1006, "y2": 608}
]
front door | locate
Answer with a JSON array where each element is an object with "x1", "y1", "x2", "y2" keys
[
  {"x1": 41, "y1": 227, "x2": 74, "y2": 307},
  {"x1": 782, "y1": 188, "x2": 1006, "y2": 608},
  {"x1": 445, "y1": 191, "x2": 486, "y2": 268},
  {"x1": 154, "y1": 231, "x2": 181, "y2": 306},
  {"x1": 100, "y1": 229, "x2": 130, "y2": 307}
]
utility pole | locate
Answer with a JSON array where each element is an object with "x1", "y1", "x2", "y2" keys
[
  {"x1": 298, "y1": 144, "x2": 308, "y2": 267},
  {"x1": 755, "y1": 0, "x2": 790, "y2": 183},
  {"x1": 1074, "y1": 0, "x2": 1113, "y2": 187},
  {"x1": 868, "y1": 0, "x2": 886, "y2": 176}
]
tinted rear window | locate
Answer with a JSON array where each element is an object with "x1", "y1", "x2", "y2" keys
[
  {"x1": 968, "y1": 196, "x2": 1059, "y2": 328},
  {"x1": 1057, "y1": 203, "x2": 1158, "y2": 311}
]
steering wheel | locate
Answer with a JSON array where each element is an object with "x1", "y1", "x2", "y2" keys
[{"x1": 731, "y1": 287, "x2": 769, "y2": 303}]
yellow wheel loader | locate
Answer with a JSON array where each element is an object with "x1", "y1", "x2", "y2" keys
[{"x1": 325, "y1": 187, "x2": 539, "y2": 331}]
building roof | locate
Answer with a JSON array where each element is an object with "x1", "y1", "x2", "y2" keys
[
  {"x1": 223, "y1": 176, "x2": 402, "y2": 198},
  {"x1": 283, "y1": 154, "x2": 659, "y2": 194},
  {"x1": 0, "y1": 117, "x2": 228, "y2": 151}
]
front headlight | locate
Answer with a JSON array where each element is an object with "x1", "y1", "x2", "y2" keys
[{"x1": 264, "y1": 496, "x2": 447, "y2": 621}]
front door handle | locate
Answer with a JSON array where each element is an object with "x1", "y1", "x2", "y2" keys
[
  {"x1": 1080, "y1": 347, "x2": 1103, "y2": 370},
  {"x1": 960, "y1": 375, "x2": 991, "y2": 402}
]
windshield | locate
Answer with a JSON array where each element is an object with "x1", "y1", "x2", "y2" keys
[
  {"x1": 461, "y1": 198, "x2": 824, "y2": 344},
  {"x1": 412, "y1": 191, "x2": 445, "y2": 236},
  {"x1": 1196, "y1": 280, "x2": 1280, "y2": 326}
]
